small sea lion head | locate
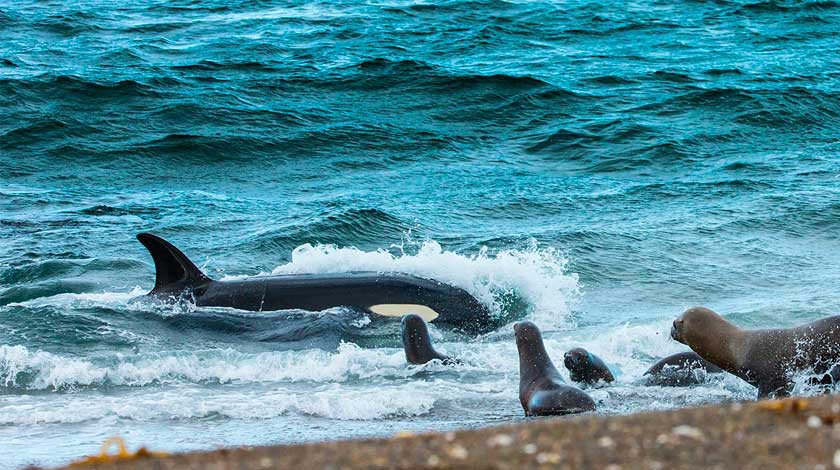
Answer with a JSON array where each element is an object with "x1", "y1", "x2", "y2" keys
[
  {"x1": 401, "y1": 313, "x2": 430, "y2": 345},
  {"x1": 563, "y1": 348, "x2": 592, "y2": 371},
  {"x1": 671, "y1": 306, "x2": 721, "y2": 346},
  {"x1": 514, "y1": 321, "x2": 543, "y2": 348},
  {"x1": 401, "y1": 313, "x2": 427, "y2": 333}
]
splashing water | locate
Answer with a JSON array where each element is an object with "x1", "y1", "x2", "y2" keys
[
  {"x1": 269, "y1": 238, "x2": 580, "y2": 329},
  {"x1": 3, "y1": 0, "x2": 840, "y2": 467}
]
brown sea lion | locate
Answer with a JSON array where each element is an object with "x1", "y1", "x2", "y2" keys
[
  {"x1": 671, "y1": 306, "x2": 840, "y2": 398},
  {"x1": 515, "y1": 321, "x2": 596, "y2": 416},
  {"x1": 643, "y1": 351, "x2": 723, "y2": 387},
  {"x1": 401, "y1": 314, "x2": 457, "y2": 365},
  {"x1": 563, "y1": 348, "x2": 615, "y2": 386}
]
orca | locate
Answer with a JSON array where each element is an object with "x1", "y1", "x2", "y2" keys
[{"x1": 136, "y1": 233, "x2": 493, "y2": 332}]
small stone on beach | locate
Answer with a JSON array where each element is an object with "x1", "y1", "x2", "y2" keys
[
  {"x1": 598, "y1": 436, "x2": 615, "y2": 448},
  {"x1": 487, "y1": 434, "x2": 514, "y2": 447},
  {"x1": 448, "y1": 445, "x2": 468, "y2": 460},
  {"x1": 536, "y1": 452, "x2": 561, "y2": 464},
  {"x1": 672, "y1": 425, "x2": 705, "y2": 441}
]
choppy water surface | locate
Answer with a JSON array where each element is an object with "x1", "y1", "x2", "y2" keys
[{"x1": 2, "y1": 0, "x2": 840, "y2": 467}]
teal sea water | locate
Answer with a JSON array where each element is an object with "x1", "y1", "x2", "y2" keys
[{"x1": 2, "y1": 0, "x2": 840, "y2": 467}]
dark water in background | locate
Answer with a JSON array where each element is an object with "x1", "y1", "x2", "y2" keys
[{"x1": 2, "y1": 0, "x2": 840, "y2": 467}]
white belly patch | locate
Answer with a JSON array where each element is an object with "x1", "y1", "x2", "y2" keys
[{"x1": 367, "y1": 304, "x2": 440, "y2": 322}]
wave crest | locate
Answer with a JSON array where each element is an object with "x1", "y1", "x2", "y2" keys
[
  {"x1": 271, "y1": 237, "x2": 580, "y2": 328},
  {"x1": 0, "y1": 343, "x2": 413, "y2": 391}
]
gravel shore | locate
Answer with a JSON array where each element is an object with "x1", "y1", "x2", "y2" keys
[{"x1": 59, "y1": 394, "x2": 840, "y2": 469}]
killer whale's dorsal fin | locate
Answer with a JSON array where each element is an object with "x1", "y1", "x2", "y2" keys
[{"x1": 137, "y1": 233, "x2": 211, "y2": 292}]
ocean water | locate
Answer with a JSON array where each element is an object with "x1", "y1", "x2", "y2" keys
[{"x1": 2, "y1": 0, "x2": 840, "y2": 467}]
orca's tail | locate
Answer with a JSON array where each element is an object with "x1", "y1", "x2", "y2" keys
[{"x1": 137, "y1": 233, "x2": 211, "y2": 293}]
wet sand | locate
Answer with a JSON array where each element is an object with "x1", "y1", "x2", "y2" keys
[{"x1": 59, "y1": 394, "x2": 840, "y2": 469}]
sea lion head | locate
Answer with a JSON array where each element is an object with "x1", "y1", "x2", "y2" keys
[
  {"x1": 563, "y1": 348, "x2": 592, "y2": 372},
  {"x1": 671, "y1": 307, "x2": 743, "y2": 373},
  {"x1": 671, "y1": 306, "x2": 729, "y2": 346},
  {"x1": 514, "y1": 321, "x2": 543, "y2": 348}
]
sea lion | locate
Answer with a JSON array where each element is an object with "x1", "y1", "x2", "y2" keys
[
  {"x1": 401, "y1": 314, "x2": 457, "y2": 365},
  {"x1": 671, "y1": 306, "x2": 840, "y2": 398},
  {"x1": 563, "y1": 348, "x2": 615, "y2": 386},
  {"x1": 515, "y1": 321, "x2": 596, "y2": 416},
  {"x1": 642, "y1": 352, "x2": 723, "y2": 387}
]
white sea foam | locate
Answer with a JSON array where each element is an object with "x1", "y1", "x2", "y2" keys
[
  {"x1": 0, "y1": 381, "x2": 440, "y2": 425},
  {"x1": 9, "y1": 287, "x2": 147, "y2": 309},
  {"x1": 0, "y1": 345, "x2": 106, "y2": 390},
  {"x1": 294, "y1": 385, "x2": 436, "y2": 420},
  {"x1": 0, "y1": 319, "x2": 747, "y2": 398},
  {"x1": 0, "y1": 343, "x2": 421, "y2": 390}
]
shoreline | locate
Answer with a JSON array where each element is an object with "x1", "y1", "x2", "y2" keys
[{"x1": 58, "y1": 394, "x2": 840, "y2": 469}]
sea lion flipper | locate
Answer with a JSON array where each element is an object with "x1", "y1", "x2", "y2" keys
[{"x1": 137, "y1": 233, "x2": 211, "y2": 293}]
